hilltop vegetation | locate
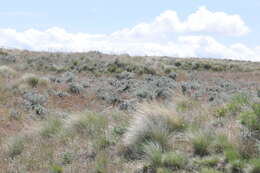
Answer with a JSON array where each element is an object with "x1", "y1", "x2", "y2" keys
[{"x1": 0, "y1": 48, "x2": 259, "y2": 173}]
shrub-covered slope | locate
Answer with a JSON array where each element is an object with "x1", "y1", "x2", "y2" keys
[{"x1": 0, "y1": 48, "x2": 259, "y2": 173}]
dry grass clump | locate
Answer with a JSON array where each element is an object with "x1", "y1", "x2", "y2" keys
[
  {"x1": 0, "y1": 65, "x2": 16, "y2": 78},
  {"x1": 7, "y1": 135, "x2": 26, "y2": 159},
  {"x1": 123, "y1": 102, "x2": 187, "y2": 152},
  {"x1": 20, "y1": 73, "x2": 50, "y2": 88}
]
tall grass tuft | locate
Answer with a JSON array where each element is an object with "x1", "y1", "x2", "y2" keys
[
  {"x1": 7, "y1": 136, "x2": 26, "y2": 158},
  {"x1": 191, "y1": 132, "x2": 212, "y2": 156},
  {"x1": 123, "y1": 103, "x2": 187, "y2": 152}
]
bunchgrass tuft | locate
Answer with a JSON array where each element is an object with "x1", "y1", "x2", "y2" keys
[
  {"x1": 50, "y1": 164, "x2": 63, "y2": 173},
  {"x1": 8, "y1": 136, "x2": 25, "y2": 158},
  {"x1": 0, "y1": 65, "x2": 16, "y2": 78},
  {"x1": 240, "y1": 110, "x2": 260, "y2": 131},
  {"x1": 123, "y1": 103, "x2": 187, "y2": 152},
  {"x1": 191, "y1": 132, "x2": 212, "y2": 156},
  {"x1": 194, "y1": 156, "x2": 221, "y2": 167},
  {"x1": 143, "y1": 142, "x2": 164, "y2": 168},
  {"x1": 71, "y1": 111, "x2": 108, "y2": 138},
  {"x1": 40, "y1": 118, "x2": 63, "y2": 138},
  {"x1": 224, "y1": 148, "x2": 241, "y2": 163},
  {"x1": 161, "y1": 152, "x2": 187, "y2": 169}
]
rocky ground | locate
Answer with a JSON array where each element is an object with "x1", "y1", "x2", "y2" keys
[{"x1": 0, "y1": 48, "x2": 259, "y2": 173}]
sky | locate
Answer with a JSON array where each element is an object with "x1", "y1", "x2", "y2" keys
[{"x1": 0, "y1": 0, "x2": 260, "y2": 61}]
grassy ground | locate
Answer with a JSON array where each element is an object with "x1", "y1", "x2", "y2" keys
[{"x1": 0, "y1": 49, "x2": 259, "y2": 173}]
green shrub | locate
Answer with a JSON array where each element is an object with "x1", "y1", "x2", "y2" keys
[
  {"x1": 191, "y1": 133, "x2": 212, "y2": 156},
  {"x1": 161, "y1": 152, "x2": 187, "y2": 169},
  {"x1": 224, "y1": 148, "x2": 241, "y2": 162},
  {"x1": 240, "y1": 111, "x2": 260, "y2": 131},
  {"x1": 50, "y1": 165, "x2": 63, "y2": 173}
]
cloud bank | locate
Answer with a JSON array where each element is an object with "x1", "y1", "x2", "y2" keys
[{"x1": 0, "y1": 7, "x2": 259, "y2": 61}]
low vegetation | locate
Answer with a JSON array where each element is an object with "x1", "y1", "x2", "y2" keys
[{"x1": 0, "y1": 49, "x2": 259, "y2": 172}]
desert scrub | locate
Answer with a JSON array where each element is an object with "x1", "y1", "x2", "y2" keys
[{"x1": 123, "y1": 103, "x2": 187, "y2": 153}]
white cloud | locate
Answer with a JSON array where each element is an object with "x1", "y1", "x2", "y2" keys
[
  {"x1": 112, "y1": 6, "x2": 249, "y2": 39},
  {"x1": 183, "y1": 6, "x2": 249, "y2": 36},
  {"x1": 0, "y1": 7, "x2": 259, "y2": 62}
]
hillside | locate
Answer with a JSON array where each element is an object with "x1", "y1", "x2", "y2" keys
[{"x1": 0, "y1": 48, "x2": 259, "y2": 173}]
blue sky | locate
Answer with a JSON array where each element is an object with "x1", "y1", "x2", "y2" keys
[{"x1": 0, "y1": 0, "x2": 260, "y2": 61}]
